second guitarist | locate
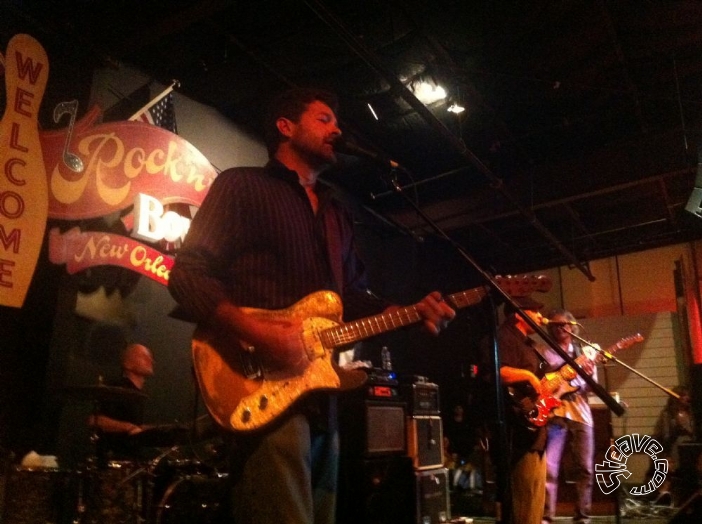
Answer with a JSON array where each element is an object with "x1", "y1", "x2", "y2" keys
[
  {"x1": 539, "y1": 309, "x2": 598, "y2": 524},
  {"x1": 494, "y1": 295, "x2": 549, "y2": 524}
]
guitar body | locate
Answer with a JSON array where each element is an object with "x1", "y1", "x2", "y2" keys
[
  {"x1": 191, "y1": 290, "x2": 367, "y2": 433},
  {"x1": 507, "y1": 386, "x2": 562, "y2": 429},
  {"x1": 542, "y1": 369, "x2": 579, "y2": 399}
]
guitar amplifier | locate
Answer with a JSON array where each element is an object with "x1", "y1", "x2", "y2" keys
[
  {"x1": 407, "y1": 415, "x2": 444, "y2": 470},
  {"x1": 415, "y1": 467, "x2": 451, "y2": 524},
  {"x1": 402, "y1": 380, "x2": 440, "y2": 416}
]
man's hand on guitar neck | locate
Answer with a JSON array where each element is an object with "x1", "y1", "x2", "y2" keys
[
  {"x1": 418, "y1": 291, "x2": 456, "y2": 334},
  {"x1": 579, "y1": 356, "x2": 596, "y2": 375},
  {"x1": 384, "y1": 291, "x2": 456, "y2": 336}
]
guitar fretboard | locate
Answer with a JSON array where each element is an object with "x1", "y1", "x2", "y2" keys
[{"x1": 321, "y1": 286, "x2": 487, "y2": 348}]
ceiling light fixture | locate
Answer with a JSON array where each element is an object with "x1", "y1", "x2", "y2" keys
[
  {"x1": 411, "y1": 81, "x2": 447, "y2": 105},
  {"x1": 447, "y1": 103, "x2": 465, "y2": 114}
]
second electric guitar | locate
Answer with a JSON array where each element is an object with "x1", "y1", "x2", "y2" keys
[{"x1": 513, "y1": 333, "x2": 644, "y2": 428}]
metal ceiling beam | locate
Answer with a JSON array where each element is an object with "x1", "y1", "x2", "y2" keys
[
  {"x1": 415, "y1": 167, "x2": 694, "y2": 227},
  {"x1": 304, "y1": 0, "x2": 595, "y2": 281}
]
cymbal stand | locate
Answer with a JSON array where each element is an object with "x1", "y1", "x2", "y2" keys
[
  {"x1": 72, "y1": 399, "x2": 103, "y2": 524},
  {"x1": 132, "y1": 445, "x2": 180, "y2": 523}
]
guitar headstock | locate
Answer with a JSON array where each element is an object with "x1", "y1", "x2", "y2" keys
[
  {"x1": 495, "y1": 274, "x2": 553, "y2": 297},
  {"x1": 614, "y1": 333, "x2": 644, "y2": 350}
]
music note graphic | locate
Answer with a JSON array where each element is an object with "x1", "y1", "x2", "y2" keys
[{"x1": 53, "y1": 100, "x2": 84, "y2": 173}]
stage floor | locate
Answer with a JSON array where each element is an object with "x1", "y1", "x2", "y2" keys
[
  {"x1": 467, "y1": 519, "x2": 669, "y2": 524},
  {"x1": 450, "y1": 490, "x2": 681, "y2": 524}
]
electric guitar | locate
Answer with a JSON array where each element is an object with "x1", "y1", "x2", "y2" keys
[
  {"x1": 542, "y1": 333, "x2": 644, "y2": 399},
  {"x1": 191, "y1": 274, "x2": 552, "y2": 433},
  {"x1": 510, "y1": 333, "x2": 644, "y2": 428}
]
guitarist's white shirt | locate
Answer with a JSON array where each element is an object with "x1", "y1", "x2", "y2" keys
[{"x1": 538, "y1": 341, "x2": 599, "y2": 427}]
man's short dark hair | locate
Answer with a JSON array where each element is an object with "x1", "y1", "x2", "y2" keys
[{"x1": 263, "y1": 87, "x2": 339, "y2": 156}]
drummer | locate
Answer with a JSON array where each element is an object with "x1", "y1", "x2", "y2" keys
[{"x1": 87, "y1": 343, "x2": 154, "y2": 463}]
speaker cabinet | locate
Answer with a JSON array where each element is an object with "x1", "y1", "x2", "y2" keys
[
  {"x1": 339, "y1": 392, "x2": 407, "y2": 457},
  {"x1": 366, "y1": 401, "x2": 407, "y2": 456},
  {"x1": 415, "y1": 467, "x2": 451, "y2": 524},
  {"x1": 337, "y1": 455, "x2": 415, "y2": 524},
  {"x1": 407, "y1": 416, "x2": 444, "y2": 470},
  {"x1": 337, "y1": 458, "x2": 451, "y2": 524}
]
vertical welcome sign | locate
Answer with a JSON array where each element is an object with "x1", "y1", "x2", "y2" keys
[{"x1": 0, "y1": 34, "x2": 49, "y2": 307}]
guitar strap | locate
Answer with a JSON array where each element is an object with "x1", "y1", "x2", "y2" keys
[{"x1": 528, "y1": 338, "x2": 548, "y2": 376}]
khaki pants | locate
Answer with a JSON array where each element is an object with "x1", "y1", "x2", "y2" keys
[{"x1": 511, "y1": 449, "x2": 546, "y2": 524}]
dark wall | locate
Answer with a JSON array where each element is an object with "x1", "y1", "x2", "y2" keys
[
  {"x1": 0, "y1": 243, "x2": 63, "y2": 457},
  {"x1": 1, "y1": 7, "x2": 95, "y2": 459}
]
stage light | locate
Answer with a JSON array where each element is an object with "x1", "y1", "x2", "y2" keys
[
  {"x1": 411, "y1": 81, "x2": 446, "y2": 105},
  {"x1": 367, "y1": 103, "x2": 379, "y2": 120}
]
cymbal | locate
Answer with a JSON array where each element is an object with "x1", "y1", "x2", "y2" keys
[{"x1": 63, "y1": 385, "x2": 147, "y2": 403}]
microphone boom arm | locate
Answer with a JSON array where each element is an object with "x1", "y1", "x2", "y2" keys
[{"x1": 568, "y1": 330, "x2": 680, "y2": 401}]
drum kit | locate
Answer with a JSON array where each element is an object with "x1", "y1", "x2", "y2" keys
[{"x1": 1, "y1": 384, "x2": 229, "y2": 524}]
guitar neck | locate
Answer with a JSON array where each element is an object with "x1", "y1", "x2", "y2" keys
[
  {"x1": 556, "y1": 338, "x2": 626, "y2": 378},
  {"x1": 555, "y1": 352, "x2": 588, "y2": 380},
  {"x1": 321, "y1": 286, "x2": 486, "y2": 349}
]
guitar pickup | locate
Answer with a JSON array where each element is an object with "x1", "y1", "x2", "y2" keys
[{"x1": 239, "y1": 350, "x2": 263, "y2": 379}]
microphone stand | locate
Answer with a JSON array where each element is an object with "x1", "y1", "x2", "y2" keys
[
  {"x1": 376, "y1": 169, "x2": 625, "y2": 523},
  {"x1": 567, "y1": 330, "x2": 680, "y2": 401}
]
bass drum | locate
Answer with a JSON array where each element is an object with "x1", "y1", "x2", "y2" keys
[{"x1": 154, "y1": 473, "x2": 229, "y2": 524}]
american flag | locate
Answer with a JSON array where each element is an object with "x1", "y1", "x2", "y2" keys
[{"x1": 138, "y1": 92, "x2": 178, "y2": 134}]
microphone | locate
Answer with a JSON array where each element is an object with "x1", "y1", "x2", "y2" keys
[
  {"x1": 333, "y1": 137, "x2": 406, "y2": 172},
  {"x1": 541, "y1": 319, "x2": 579, "y2": 326}
]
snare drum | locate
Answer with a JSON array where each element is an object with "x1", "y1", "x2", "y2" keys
[
  {"x1": 154, "y1": 473, "x2": 229, "y2": 524},
  {"x1": 81, "y1": 461, "x2": 145, "y2": 524}
]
